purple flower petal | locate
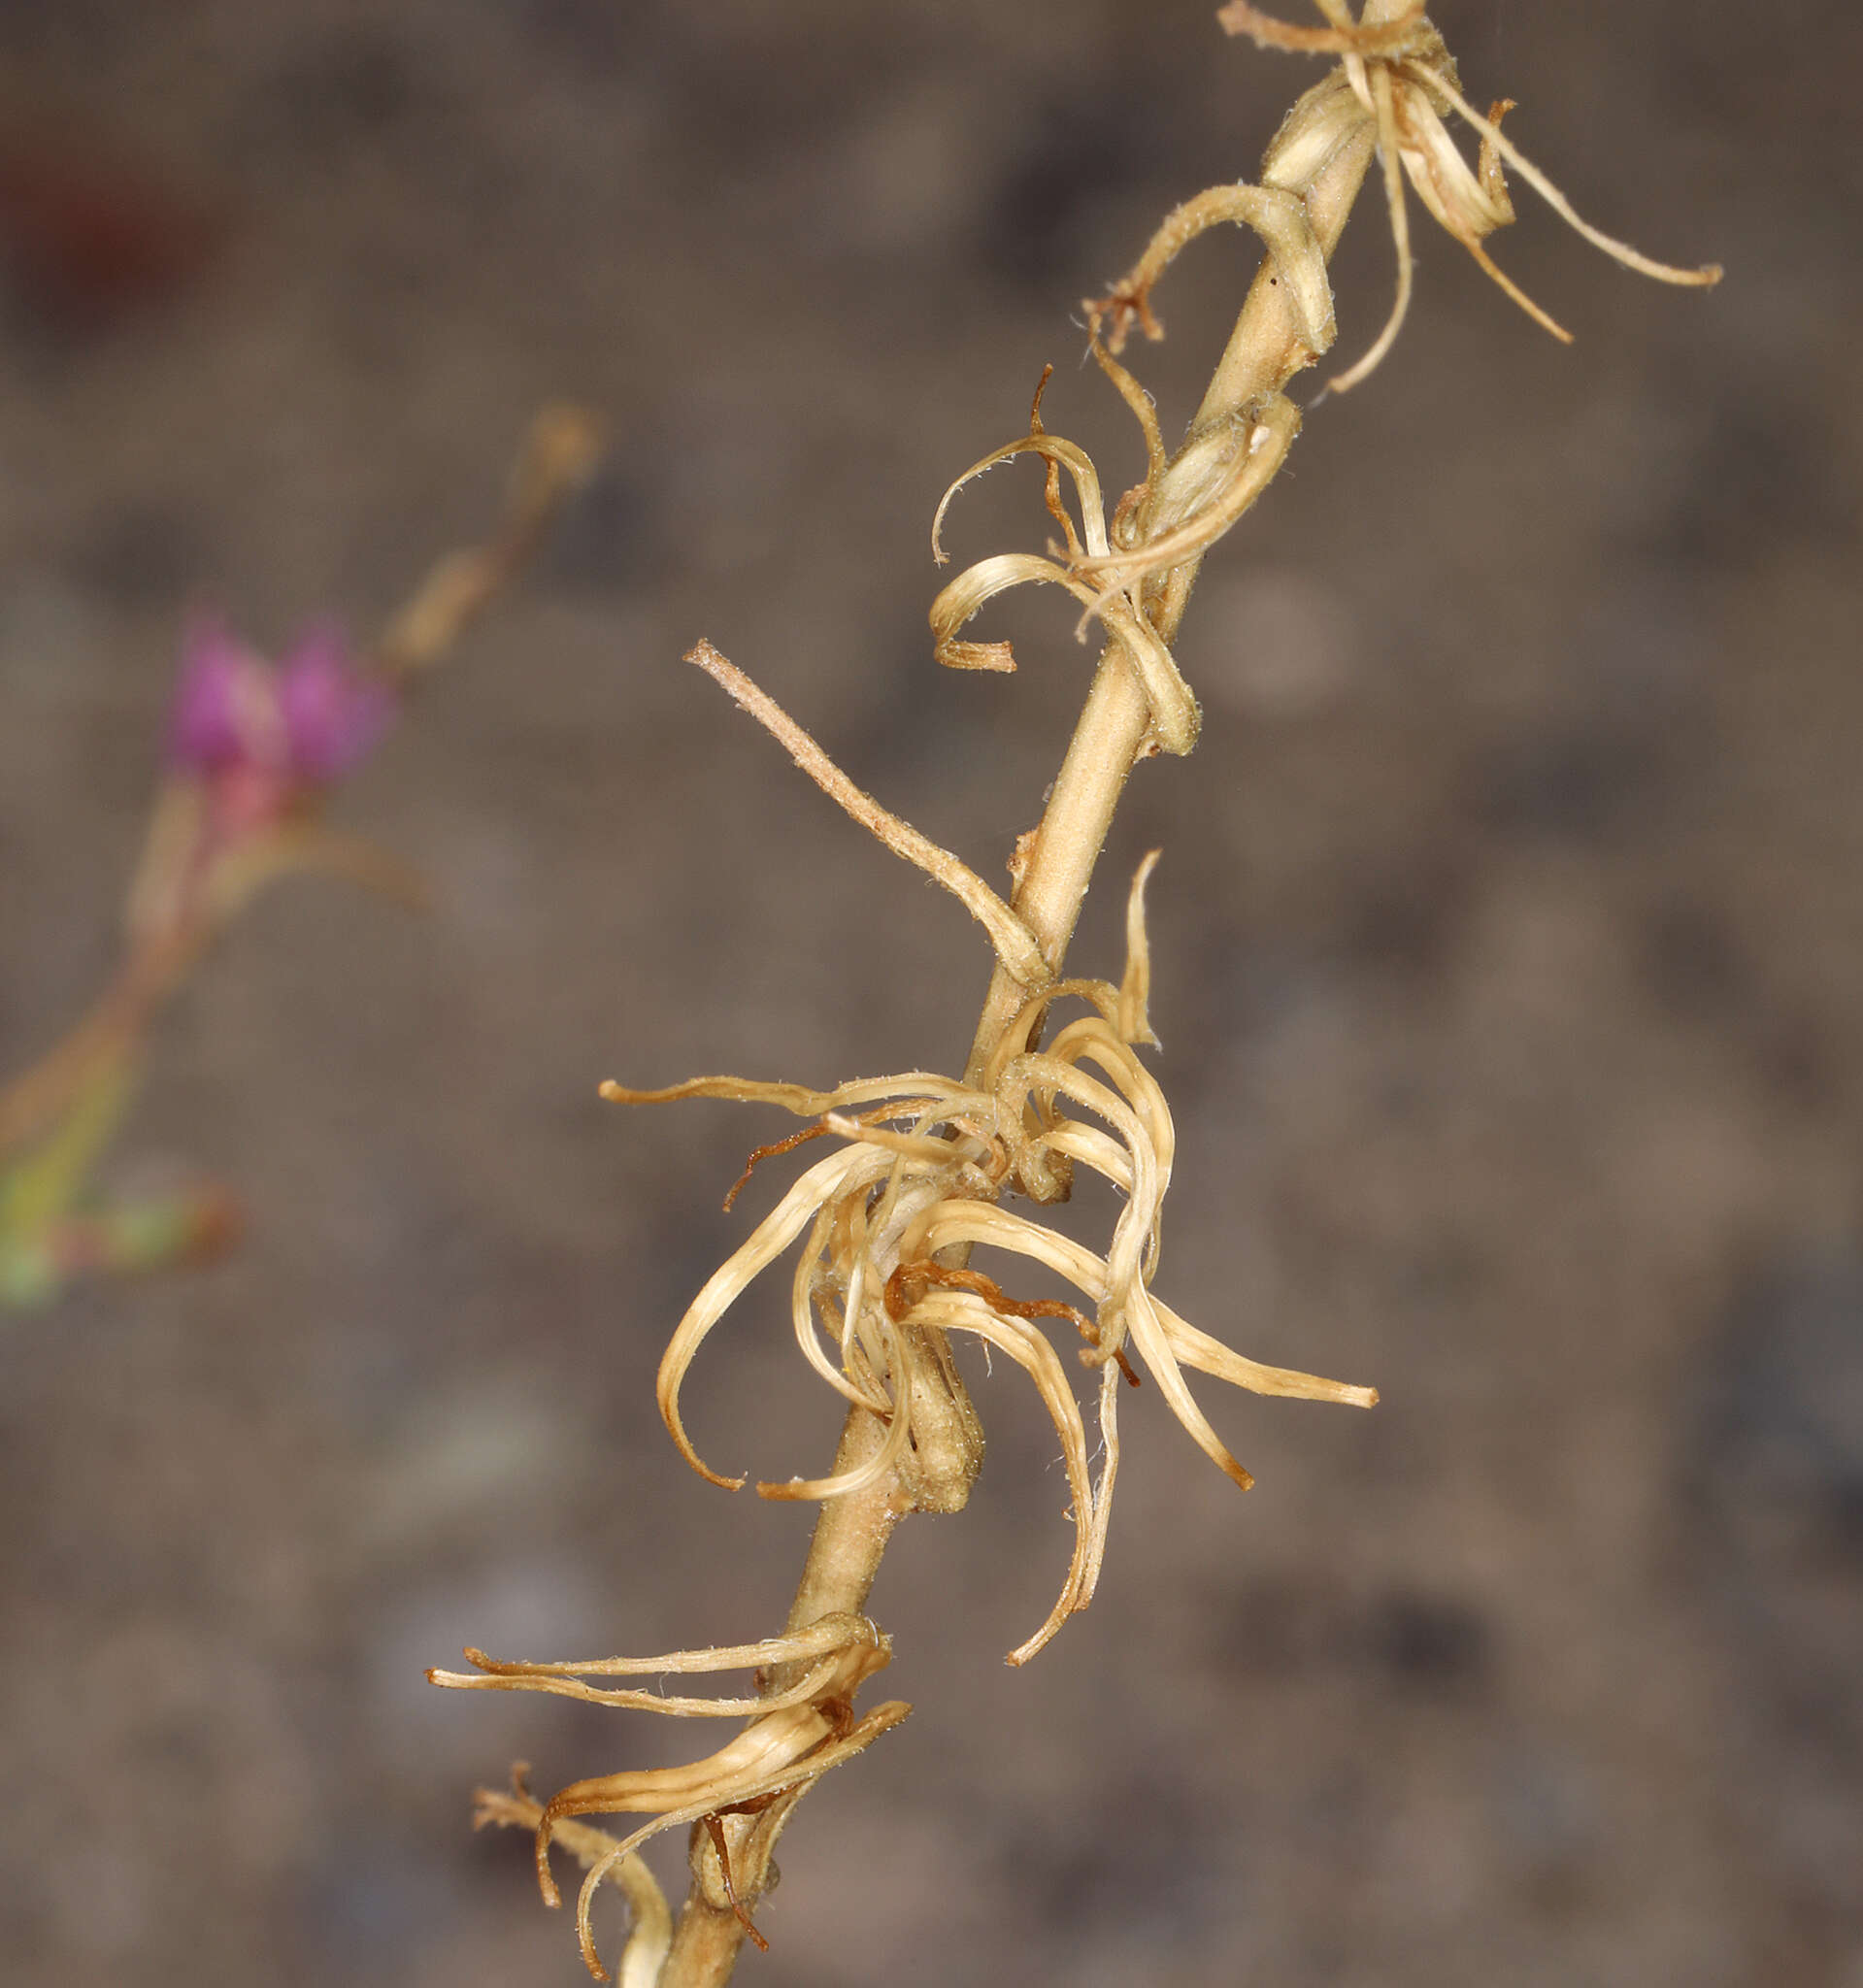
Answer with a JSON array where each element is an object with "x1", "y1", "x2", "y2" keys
[
  {"x1": 278, "y1": 624, "x2": 395, "y2": 782},
  {"x1": 167, "y1": 618, "x2": 276, "y2": 775}
]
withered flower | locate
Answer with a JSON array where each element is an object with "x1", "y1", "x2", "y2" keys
[
  {"x1": 1214, "y1": 1, "x2": 1721, "y2": 389},
  {"x1": 607, "y1": 646, "x2": 1375, "y2": 1666}
]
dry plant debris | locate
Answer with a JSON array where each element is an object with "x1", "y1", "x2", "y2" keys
[{"x1": 438, "y1": 7, "x2": 1719, "y2": 1983}]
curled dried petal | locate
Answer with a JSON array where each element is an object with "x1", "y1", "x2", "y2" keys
[
  {"x1": 439, "y1": 1617, "x2": 906, "y2": 1979},
  {"x1": 1402, "y1": 85, "x2": 1514, "y2": 241},
  {"x1": 657, "y1": 1143, "x2": 896, "y2": 1487},
  {"x1": 755, "y1": 1348, "x2": 914, "y2": 1502},
  {"x1": 1086, "y1": 182, "x2": 1336, "y2": 359},
  {"x1": 1120, "y1": 1280, "x2": 1255, "y2": 1491},
  {"x1": 1156, "y1": 1295, "x2": 1380, "y2": 1408},
  {"x1": 1390, "y1": 93, "x2": 1575, "y2": 345},
  {"x1": 932, "y1": 431, "x2": 1111, "y2": 567},
  {"x1": 791, "y1": 1199, "x2": 895, "y2": 1412},
  {"x1": 929, "y1": 551, "x2": 1201, "y2": 754},
  {"x1": 903, "y1": 1287, "x2": 1097, "y2": 1663}
]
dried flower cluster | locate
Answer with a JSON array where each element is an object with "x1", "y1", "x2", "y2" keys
[
  {"x1": 1214, "y1": 0, "x2": 1719, "y2": 387},
  {"x1": 611, "y1": 820, "x2": 1378, "y2": 1654},
  {"x1": 435, "y1": 8, "x2": 1717, "y2": 1984}
]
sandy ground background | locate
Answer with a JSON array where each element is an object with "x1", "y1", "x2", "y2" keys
[{"x1": 2, "y1": 2, "x2": 1859, "y2": 1984}]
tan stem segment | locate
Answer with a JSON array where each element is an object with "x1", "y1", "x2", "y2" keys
[
  {"x1": 655, "y1": 1409, "x2": 899, "y2": 1984},
  {"x1": 961, "y1": 116, "x2": 1379, "y2": 1087},
  {"x1": 655, "y1": 9, "x2": 1409, "y2": 1971}
]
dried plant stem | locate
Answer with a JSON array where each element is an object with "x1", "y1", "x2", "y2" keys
[
  {"x1": 965, "y1": 104, "x2": 1381, "y2": 1085},
  {"x1": 453, "y1": 10, "x2": 1721, "y2": 1978},
  {"x1": 654, "y1": 31, "x2": 1399, "y2": 1985},
  {"x1": 653, "y1": 1389, "x2": 935, "y2": 1985}
]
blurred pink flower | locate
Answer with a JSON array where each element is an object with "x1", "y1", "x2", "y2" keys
[
  {"x1": 167, "y1": 617, "x2": 395, "y2": 805},
  {"x1": 276, "y1": 624, "x2": 395, "y2": 780},
  {"x1": 167, "y1": 619, "x2": 280, "y2": 775}
]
